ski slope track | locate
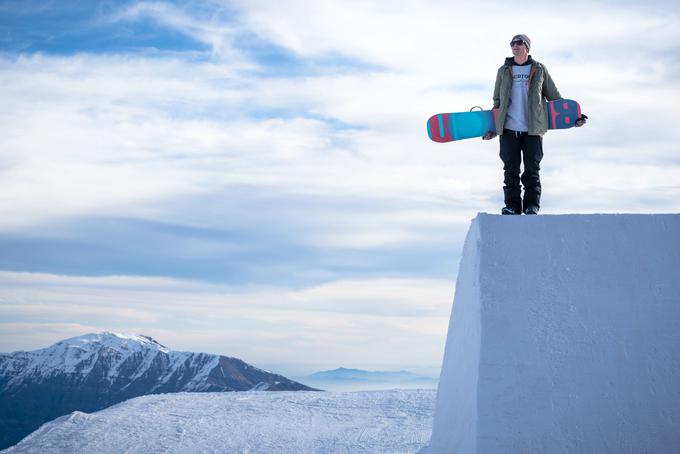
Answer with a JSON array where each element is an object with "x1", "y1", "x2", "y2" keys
[
  {"x1": 3, "y1": 389, "x2": 435, "y2": 453},
  {"x1": 425, "y1": 213, "x2": 680, "y2": 453}
]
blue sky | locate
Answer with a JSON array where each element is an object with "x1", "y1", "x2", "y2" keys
[{"x1": 1, "y1": 0, "x2": 679, "y2": 376}]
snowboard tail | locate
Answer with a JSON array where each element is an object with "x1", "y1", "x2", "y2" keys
[
  {"x1": 546, "y1": 99, "x2": 581, "y2": 129},
  {"x1": 427, "y1": 99, "x2": 581, "y2": 143}
]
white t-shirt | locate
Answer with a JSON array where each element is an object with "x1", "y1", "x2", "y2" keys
[{"x1": 505, "y1": 64, "x2": 531, "y2": 132}]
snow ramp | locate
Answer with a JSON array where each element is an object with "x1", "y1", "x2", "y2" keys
[{"x1": 425, "y1": 214, "x2": 680, "y2": 454}]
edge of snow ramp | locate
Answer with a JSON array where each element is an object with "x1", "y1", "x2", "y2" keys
[{"x1": 426, "y1": 213, "x2": 680, "y2": 454}]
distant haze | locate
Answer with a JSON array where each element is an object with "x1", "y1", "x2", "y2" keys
[{"x1": 297, "y1": 367, "x2": 438, "y2": 392}]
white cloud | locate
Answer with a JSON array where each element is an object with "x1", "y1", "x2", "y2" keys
[
  {"x1": 0, "y1": 271, "x2": 452, "y2": 368},
  {"x1": 111, "y1": 1, "x2": 248, "y2": 61},
  {"x1": 3, "y1": 0, "x2": 679, "y2": 234},
  {"x1": 0, "y1": 52, "x2": 494, "y2": 242},
  {"x1": 2, "y1": 2, "x2": 677, "y2": 232}
]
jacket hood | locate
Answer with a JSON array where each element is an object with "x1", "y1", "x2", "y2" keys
[{"x1": 505, "y1": 55, "x2": 534, "y2": 66}]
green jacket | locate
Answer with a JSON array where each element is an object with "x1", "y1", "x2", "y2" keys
[{"x1": 493, "y1": 56, "x2": 562, "y2": 136}]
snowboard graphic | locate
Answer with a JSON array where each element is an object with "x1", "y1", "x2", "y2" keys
[{"x1": 427, "y1": 99, "x2": 582, "y2": 143}]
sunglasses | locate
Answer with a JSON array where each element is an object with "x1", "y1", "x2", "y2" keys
[{"x1": 510, "y1": 40, "x2": 527, "y2": 47}]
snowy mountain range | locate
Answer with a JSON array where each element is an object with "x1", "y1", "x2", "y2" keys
[
  {"x1": 298, "y1": 368, "x2": 438, "y2": 391},
  {"x1": 0, "y1": 332, "x2": 315, "y2": 450}
]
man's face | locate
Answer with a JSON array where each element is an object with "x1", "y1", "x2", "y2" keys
[{"x1": 510, "y1": 39, "x2": 528, "y2": 59}]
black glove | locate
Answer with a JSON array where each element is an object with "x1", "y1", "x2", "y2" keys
[{"x1": 575, "y1": 114, "x2": 588, "y2": 127}]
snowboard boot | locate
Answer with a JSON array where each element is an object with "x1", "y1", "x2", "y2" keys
[
  {"x1": 524, "y1": 205, "x2": 539, "y2": 215},
  {"x1": 502, "y1": 206, "x2": 520, "y2": 215}
]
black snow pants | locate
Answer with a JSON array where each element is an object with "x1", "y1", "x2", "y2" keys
[{"x1": 499, "y1": 129, "x2": 544, "y2": 213}]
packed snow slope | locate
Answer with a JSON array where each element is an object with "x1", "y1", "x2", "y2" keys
[
  {"x1": 3, "y1": 389, "x2": 435, "y2": 454},
  {"x1": 426, "y1": 214, "x2": 680, "y2": 454}
]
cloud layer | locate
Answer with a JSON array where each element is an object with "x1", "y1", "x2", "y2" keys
[
  {"x1": 1, "y1": 0, "x2": 679, "y2": 371},
  {"x1": 0, "y1": 271, "x2": 451, "y2": 375}
]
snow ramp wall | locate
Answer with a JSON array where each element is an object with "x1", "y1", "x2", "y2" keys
[{"x1": 427, "y1": 214, "x2": 680, "y2": 454}]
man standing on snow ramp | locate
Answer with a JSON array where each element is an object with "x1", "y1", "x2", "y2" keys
[{"x1": 483, "y1": 34, "x2": 586, "y2": 215}]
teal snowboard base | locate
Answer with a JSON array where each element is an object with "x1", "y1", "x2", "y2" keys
[{"x1": 427, "y1": 99, "x2": 582, "y2": 142}]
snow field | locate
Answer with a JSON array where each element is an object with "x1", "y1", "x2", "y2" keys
[{"x1": 5, "y1": 389, "x2": 435, "y2": 453}]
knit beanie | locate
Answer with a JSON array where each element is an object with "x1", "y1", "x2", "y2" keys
[{"x1": 512, "y1": 34, "x2": 531, "y2": 51}]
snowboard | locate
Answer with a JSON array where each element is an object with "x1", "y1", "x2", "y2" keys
[{"x1": 427, "y1": 99, "x2": 582, "y2": 143}]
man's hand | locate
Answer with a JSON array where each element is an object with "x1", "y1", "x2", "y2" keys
[
  {"x1": 575, "y1": 114, "x2": 588, "y2": 127},
  {"x1": 482, "y1": 131, "x2": 497, "y2": 140}
]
